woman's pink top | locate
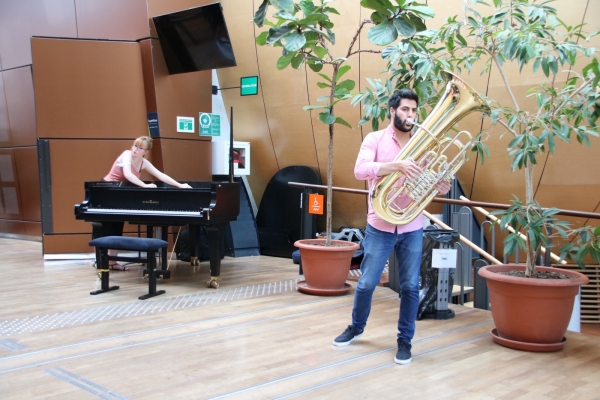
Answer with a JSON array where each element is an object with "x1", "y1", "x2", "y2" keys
[{"x1": 103, "y1": 152, "x2": 143, "y2": 182}]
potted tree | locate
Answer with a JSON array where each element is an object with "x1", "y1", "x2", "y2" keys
[
  {"x1": 252, "y1": 0, "x2": 435, "y2": 294},
  {"x1": 357, "y1": 0, "x2": 600, "y2": 350}
]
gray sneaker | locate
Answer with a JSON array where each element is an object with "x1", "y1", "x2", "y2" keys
[
  {"x1": 332, "y1": 325, "x2": 363, "y2": 346},
  {"x1": 394, "y1": 339, "x2": 412, "y2": 364}
]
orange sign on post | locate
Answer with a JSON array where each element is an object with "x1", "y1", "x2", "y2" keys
[{"x1": 308, "y1": 194, "x2": 324, "y2": 215}]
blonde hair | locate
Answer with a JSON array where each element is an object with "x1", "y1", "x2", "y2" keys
[{"x1": 133, "y1": 136, "x2": 153, "y2": 151}]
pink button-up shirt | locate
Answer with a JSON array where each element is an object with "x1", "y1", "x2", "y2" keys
[{"x1": 354, "y1": 124, "x2": 423, "y2": 234}]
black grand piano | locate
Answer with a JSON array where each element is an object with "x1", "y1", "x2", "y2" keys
[{"x1": 75, "y1": 180, "x2": 239, "y2": 288}]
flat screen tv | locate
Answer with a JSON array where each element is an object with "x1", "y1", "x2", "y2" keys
[{"x1": 153, "y1": 3, "x2": 236, "y2": 75}]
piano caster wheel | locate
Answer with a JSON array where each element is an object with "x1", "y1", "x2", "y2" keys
[
  {"x1": 207, "y1": 277, "x2": 219, "y2": 289},
  {"x1": 191, "y1": 257, "x2": 200, "y2": 266}
]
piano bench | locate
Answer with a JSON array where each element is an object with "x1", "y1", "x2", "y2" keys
[{"x1": 89, "y1": 236, "x2": 169, "y2": 300}]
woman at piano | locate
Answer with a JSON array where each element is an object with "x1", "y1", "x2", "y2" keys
[
  {"x1": 102, "y1": 136, "x2": 192, "y2": 189},
  {"x1": 101, "y1": 136, "x2": 191, "y2": 270}
]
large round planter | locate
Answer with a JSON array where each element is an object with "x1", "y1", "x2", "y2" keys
[
  {"x1": 478, "y1": 264, "x2": 589, "y2": 352},
  {"x1": 294, "y1": 239, "x2": 359, "y2": 296}
]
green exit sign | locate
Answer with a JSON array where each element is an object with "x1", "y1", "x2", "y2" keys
[{"x1": 240, "y1": 76, "x2": 258, "y2": 96}]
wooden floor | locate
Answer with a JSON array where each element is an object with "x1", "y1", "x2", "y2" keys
[{"x1": 1, "y1": 237, "x2": 600, "y2": 399}]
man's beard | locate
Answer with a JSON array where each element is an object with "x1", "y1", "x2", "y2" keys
[{"x1": 393, "y1": 112, "x2": 413, "y2": 133}]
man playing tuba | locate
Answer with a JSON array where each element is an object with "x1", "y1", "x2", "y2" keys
[{"x1": 332, "y1": 89, "x2": 451, "y2": 364}]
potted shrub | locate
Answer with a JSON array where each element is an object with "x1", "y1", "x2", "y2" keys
[
  {"x1": 252, "y1": 0, "x2": 435, "y2": 294},
  {"x1": 357, "y1": 0, "x2": 599, "y2": 350}
]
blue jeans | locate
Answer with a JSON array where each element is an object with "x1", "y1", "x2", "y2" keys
[{"x1": 352, "y1": 224, "x2": 423, "y2": 343}]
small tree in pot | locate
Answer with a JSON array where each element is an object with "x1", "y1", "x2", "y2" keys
[
  {"x1": 253, "y1": 0, "x2": 435, "y2": 294},
  {"x1": 355, "y1": 0, "x2": 599, "y2": 349}
]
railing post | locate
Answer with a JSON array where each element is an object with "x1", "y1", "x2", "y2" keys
[
  {"x1": 474, "y1": 259, "x2": 490, "y2": 310},
  {"x1": 544, "y1": 226, "x2": 552, "y2": 266}
]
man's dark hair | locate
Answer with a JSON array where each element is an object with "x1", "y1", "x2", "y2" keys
[{"x1": 388, "y1": 89, "x2": 419, "y2": 117}]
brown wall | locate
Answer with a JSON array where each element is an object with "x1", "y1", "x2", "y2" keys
[
  {"x1": 75, "y1": 0, "x2": 150, "y2": 41},
  {"x1": 146, "y1": 37, "x2": 213, "y2": 140},
  {"x1": 1, "y1": 0, "x2": 598, "y2": 261},
  {"x1": 1, "y1": 67, "x2": 37, "y2": 147},
  {"x1": 0, "y1": 0, "x2": 214, "y2": 253},
  {"x1": 0, "y1": 0, "x2": 78, "y2": 239},
  {"x1": 0, "y1": 0, "x2": 78, "y2": 70},
  {"x1": 217, "y1": 0, "x2": 599, "y2": 263},
  {"x1": 33, "y1": 38, "x2": 149, "y2": 140},
  {"x1": 154, "y1": 138, "x2": 212, "y2": 181}
]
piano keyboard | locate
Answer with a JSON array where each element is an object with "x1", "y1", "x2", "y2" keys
[{"x1": 85, "y1": 208, "x2": 203, "y2": 217}]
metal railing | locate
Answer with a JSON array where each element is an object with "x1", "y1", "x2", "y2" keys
[{"x1": 289, "y1": 181, "x2": 600, "y2": 310}]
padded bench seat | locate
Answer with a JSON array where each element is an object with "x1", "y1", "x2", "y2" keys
[{"x1": 89, "y1": 236, "x2": 169, "y2": 300}]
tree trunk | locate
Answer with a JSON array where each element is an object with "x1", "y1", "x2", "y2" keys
[
  {"x1": 325, "y1": 64, "x2": 339, "y2": 246},
  {"x1": 525, "y1": 162, "x2": 535, "y2": 277},
  {"x1": 325, "y1": 123, "x2": 334, "y2": 246}
]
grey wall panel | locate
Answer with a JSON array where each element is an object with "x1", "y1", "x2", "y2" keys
[
  {"x1": 0, "y1": 0, "x2": 77, "y2": 69},
  {"x1": 0, "y1": 72, "x2": 9, "y2": 146},
  {"x1": 75, "y1": 0, "x2": 150, "y2": 40},
  {"x1": 2, "y1": 66, "x2": 36, "y2": 147}
]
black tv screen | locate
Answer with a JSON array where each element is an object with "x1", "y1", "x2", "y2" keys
[{"x1": 153, "y1": 3, "x2": 236, "y2": 75}]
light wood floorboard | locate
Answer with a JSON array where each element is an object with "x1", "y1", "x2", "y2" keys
[{"x1": 0, "y1": 238, "x2": 599, "y2": 399}]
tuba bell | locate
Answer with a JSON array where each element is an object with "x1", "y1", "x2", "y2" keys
[{"x1": 371, "y1": 71, "x2": 490, "y2": 225}]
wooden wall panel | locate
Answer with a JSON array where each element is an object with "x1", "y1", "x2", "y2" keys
[
  {"x1": 0, "y1": 219, "x2": 25, "y2": 236},
  {"x1": 0, "y1": 0, "x2": 77, "y2": 70},
  {"x1": 0, "y1": 220, "x2": 40, "y2": 238},
  {"x1": 219, "y1": 0, "x2": 278, "y2": 208},
  {"x1": 154, "y1": 138, "x2": 212, "y2": 181},
  {"x1": 2, "y1": 66, "x2": 36, "y2": 147},
  {"x1": 0, "y1": 148, "x2": 22, "y2": 219},
  {"x1": 0, "y1": 72, "x2": 9, "y2": 146},
  {"x1": 140, "y1": 40, "x2": 158, "y2": 114},
  {"x1": 32, "y1": 38, "x2": 148, "y2": 140},
  {"x1": 24, "y1": 221, "x2": 41, "y2": 237},
  {"x1": 42, "y1": 233, "x2": 94, "y2": 254},
  {"x1": 145, "y1": 1, "x2": 213, "y2": 141},
  {"x1": 47, "y1": 139, "x2": 153, "y2": 235},
  {"x1": 13, "y1": 146, "x2": 41, "y2": 222},
  {"x1": 75, "y1": 0, "x2": 150, "y2": 41},
  {"x1": 147, "y1": 38, "x2": 212, "y2": 139}
]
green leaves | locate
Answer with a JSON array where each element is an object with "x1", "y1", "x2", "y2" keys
[
  {"x1": 276, "y1": 54, "x2": 294, "y2": 70},
  {"x1": 299, "y1": 0, "x2": 316, "y2": 16},
  {"x1": 360, "y1": 0, "x2": 393, "y2": 14},
  {"x1": 393, "y1": 15, "x2": 416, "y2": 37},
  {"x1": 266, "y1": 26, "x2": 295, "y2": 45},
  {"x1": 281, "y1": 31, "x2": 307, "y2": 52},
  {"x1": 253, "y1": 0, "x2": 270, "y2": 28},
  {"x1": 336, "y1": 65, "x2": 351, "y2": 81},
  {"x1": 403, "y1": 5, "x2": 435, "y2": 20},
  {"x1": 271, "y1": 0, "x2": 294, "y2": 12},
  {"x1": 318, "y1": 111, "x2": 336, "y2": 125},
  {"x1": 368, "y1": 20, "x2": 398, "y2": 46}
]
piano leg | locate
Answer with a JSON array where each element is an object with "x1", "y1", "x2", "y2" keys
[
  {"x1": 189, "y1": 225, "x2": 201, "y2": 266},
  {"x1": 205, "y1": 224, "x2": 224, "y2": 289},
  {"x1": 160, "y1": 227, "x2": 168, "y2": 270},
  {"x1": 90, "y1": 248, "x2": 119, "y2": 295}
]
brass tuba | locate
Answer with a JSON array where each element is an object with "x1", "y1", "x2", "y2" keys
[{"x1": 371, "y1": 71, "x2": 490, "y2": 225}]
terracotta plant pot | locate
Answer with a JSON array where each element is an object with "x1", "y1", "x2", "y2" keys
[
  {"x1": 478, "y1": 264, "x2": 589, "y2": 352},
  {"x1": 294, "y1": 239, "x2": 359, "y2": 296}
]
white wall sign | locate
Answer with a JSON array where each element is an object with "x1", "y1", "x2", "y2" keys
[
  {"x1": 176, "y1": 116, "x2": 195, "y2": 133},
  {"x1": 432, "y1": 248, "x2": 457, "y2": 269}
]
